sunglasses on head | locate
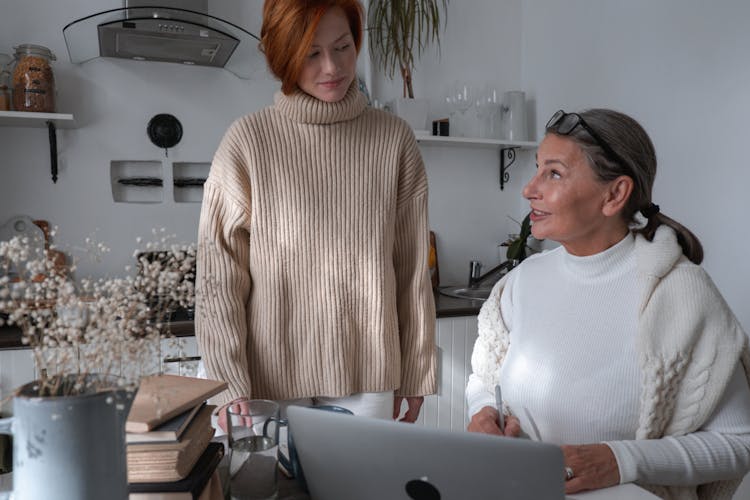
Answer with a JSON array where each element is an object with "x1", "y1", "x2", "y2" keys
[{"x1": 545, "y1": 110, "x2": 627, "y2": 167}]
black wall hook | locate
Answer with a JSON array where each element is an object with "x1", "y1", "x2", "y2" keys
[{"x1": 147, "y1": 114, "x2": 183, "y2": 157}]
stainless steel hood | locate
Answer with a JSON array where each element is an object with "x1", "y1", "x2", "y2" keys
[{"x1": 63, "y1": 0, "x2": 260, "y2": 79}]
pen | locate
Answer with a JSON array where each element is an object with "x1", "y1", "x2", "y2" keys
[{"x1": 494, "y1": 384, "x2": 505, "y2": 433}]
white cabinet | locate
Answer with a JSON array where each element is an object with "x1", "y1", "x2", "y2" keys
[
  {"x1": 0, "y1": 334, "x2": 200, "y2": 415},
  {"x1": 160, "y1": 336, "x2": 200, "y2": 377},
  {"x1": 416, "y1": 315, "x2": 478, "y2": 432}
]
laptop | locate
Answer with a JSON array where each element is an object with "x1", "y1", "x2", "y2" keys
[{"x1": 286, "y1": 405, "x2": 565, "y2": 500}]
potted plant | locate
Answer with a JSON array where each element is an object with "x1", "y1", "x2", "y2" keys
[
  {"x1": 367, "y1": 0, "x2": 448, "y2": 130},
  {"x1": 0, "y1": 228, "x2": 196, "y2": 499},
  {"x1": 502, "y1": 212, "x2": 534, "y2": 263}
]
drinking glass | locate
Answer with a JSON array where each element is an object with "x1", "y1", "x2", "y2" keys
[{"x1": 227, "y1": 399, "x2": 281, "y2": 500}]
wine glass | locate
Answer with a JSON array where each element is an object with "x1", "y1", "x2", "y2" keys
[
  {"x1": 475, "y1": 85, "x2": 501, "y2": 138},
  {"x1": 455, "y1": 82, "x2": 474, "y2": 116},
  {"x1": 446, "y1": 81, "x2": 476, "y2": 137}
]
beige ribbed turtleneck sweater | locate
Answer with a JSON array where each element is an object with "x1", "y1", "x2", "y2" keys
[{"x1": 195, "y1": 84, "x2": 436, "y2": 405}]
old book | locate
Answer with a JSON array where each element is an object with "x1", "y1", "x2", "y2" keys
[
  {"x1": 127, "y1": 374, "x2": 227, "y2": 433},
  {"x1": 127, "y1": 403, "x2": 206, "y2": 444},
  {"x1": 128, "y1": 441, "x2": 224, "y2": 500},
  {"x1": 127, "y1": 404, "x2": 216, "y2": 483}
]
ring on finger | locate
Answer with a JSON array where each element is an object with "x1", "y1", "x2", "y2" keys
[{"x1": 565, "y1": 466, "x2": 574, "y2": 481}]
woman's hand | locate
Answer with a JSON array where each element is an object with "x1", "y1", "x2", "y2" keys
[
  {"x1": 216, "y1": 398, "x2": 252, "y2": 432},
  {"x1": 393, "y1": 396, "x2": 424, "y2": 422},
  {"x1": 467, "y1": 406, "x2": 521, "y2": 437},
  {"x1": 561, "y1": 443, "x2": 620, "y2": 494}
]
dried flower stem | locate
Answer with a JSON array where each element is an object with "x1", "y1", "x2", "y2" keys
[{"x1": 0, "y1": 230, "x2": 196, "y2": 396}]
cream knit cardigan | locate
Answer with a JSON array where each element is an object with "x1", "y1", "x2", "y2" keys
[
  {"x1": 470, "y1": 226, "x2": 750, "y2": 500},
  {"x1": 195, "y1": 84, "x2": 436, "y2": 405}
]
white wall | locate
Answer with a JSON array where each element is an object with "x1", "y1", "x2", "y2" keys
[
  {"x1": 520, "y1": 0, "x2": 750, "y2": 331},
  {"x1": 0, "y1": 0, "x2": 527, "y2": 287},
  {"x1": 0, "y1": 0, "x2": 278, "y2": 279},
  {"x1": 2, "y1": 0, "x2": 748, "y2": 332},
  {"x1": 370, "y1": 0, "x2": 529, "y2": 285}
]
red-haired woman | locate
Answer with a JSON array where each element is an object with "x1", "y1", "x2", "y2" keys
[{"x1": 196, "y1": 0, "x2": 436, "y2": 423}]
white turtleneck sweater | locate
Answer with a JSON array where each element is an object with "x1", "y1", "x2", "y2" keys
[
  {"x1": 195, "y1": 84, "x2": 436, "y2": 405},
  {"x1": 466, "y1": 233, "x2": 750, "y2": 491}
]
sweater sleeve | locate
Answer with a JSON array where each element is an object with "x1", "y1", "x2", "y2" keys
[
  {"x1": 466, "y1": 272, "x2": 514, "y2": 419},
  {"x1": 392, "y1": 132, "x2": 436, "y2": 397},
  {"x1": 195, "y1": 123, "x2": 254, "y2": 406},
  {"x1": 606, "y1": 362, "x2": 750, "y2": 486}
]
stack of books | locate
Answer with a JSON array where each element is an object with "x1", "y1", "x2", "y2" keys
[
  {"x1": 126, "y1": 374, "x2": 228, "y2": 499},
  {"x1": 129, "y1": 442, "x2": 225, "y2": 500}
]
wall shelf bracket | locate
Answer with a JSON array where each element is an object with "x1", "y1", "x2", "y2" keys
[
  {"x1": 46, "y1": 121, "x2": 58, "y2": 183},
  {"x1": 499, "y1": 147, "x2": 517, "y2": 190}
]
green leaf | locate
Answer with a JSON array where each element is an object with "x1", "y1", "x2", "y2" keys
[
  {"x1": 506, "y1": 238, "x2": 526, "y2": 261},
  {"x1": 505, "y1": 212, "x2": 532, "y2": 262},
  {"x1": 519, "y1": 212, "x2": 532, "y2": 240}
]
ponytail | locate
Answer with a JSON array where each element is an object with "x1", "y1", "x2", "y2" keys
[
  {"x1": 565, "y1": 109, "x2": 704, "y2": 265},
  {"x1": 632, "y1": 206, "x2": 704, "y2": 264}
]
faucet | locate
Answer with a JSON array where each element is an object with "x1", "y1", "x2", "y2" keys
[{"x1": 468, "y1": 259, "x2": 518, "y2": 288}]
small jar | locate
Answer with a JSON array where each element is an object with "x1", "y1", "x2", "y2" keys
[{"x1": 12, "y1": 44, "x2": 56, "y2": 113}]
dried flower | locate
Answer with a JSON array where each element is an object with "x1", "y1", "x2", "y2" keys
[{"x1": 0, "y1": 229, "x2": 196, "y2": 397}]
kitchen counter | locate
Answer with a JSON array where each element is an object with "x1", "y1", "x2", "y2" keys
[
  {"x1": 0, "y1": 320, "x2": 199, "y2": 350},
  {"x1": 0, "y1": 292, "x2": 483, "y2": 350}
]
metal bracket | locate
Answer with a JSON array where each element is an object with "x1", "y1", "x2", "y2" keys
[
  {"x1": 499, "y1": 147, "x2": 517, "y2": 190},
  {"x1": 46, "y1": 121, "x2": 58, "y2": 183}
]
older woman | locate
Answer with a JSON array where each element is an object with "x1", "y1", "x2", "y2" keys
[
  {"x1": 196, "y1": 0, "x2": 436, "y2": 422},
  {"x1": 466, "y1": 109, "x2": 750, "y2": 499}
]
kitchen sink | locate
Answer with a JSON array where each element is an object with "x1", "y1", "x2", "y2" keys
[{"x1": 438, "y1": 286, "x2": 494, "y2": 301}]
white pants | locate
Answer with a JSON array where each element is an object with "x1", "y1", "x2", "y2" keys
[{"x1": 278, "y1": 391, "x2": 394, "y2": 420}]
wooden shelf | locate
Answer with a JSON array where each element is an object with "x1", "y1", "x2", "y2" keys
[
  {"x1": 417, "y1": 135, "x2": 537, "y2": 150},
  {"x1": 0, "y1": 110, "x2": 76, "y2": 129}
]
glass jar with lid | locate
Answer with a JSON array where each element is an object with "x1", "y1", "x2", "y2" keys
[{"x1": 12, "y1": 44, "x2": 56, "y2": 113}]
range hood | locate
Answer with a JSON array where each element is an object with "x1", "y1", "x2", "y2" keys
[{"x1": 63, "y1": 0, "x2": 260, "y2": 79}]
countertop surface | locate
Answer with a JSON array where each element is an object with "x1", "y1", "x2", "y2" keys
[{"x1": 0, "y1": 291, "x2": 483, "y2": 350}]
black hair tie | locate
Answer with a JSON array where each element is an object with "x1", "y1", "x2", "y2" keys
[{"x1": 641, "y1": 203, "x2": 660, "y2": 218}]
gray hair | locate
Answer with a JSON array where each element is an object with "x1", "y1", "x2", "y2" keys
[{"x1": 547, "y1": 108, "x2": 703, "y2": 264}]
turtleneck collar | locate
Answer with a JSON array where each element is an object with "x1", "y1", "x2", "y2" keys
[
  {"x1": 562, "y1": 232, "x2": 635, "y2": 280},
  {"x1": 273, "y1": 82, "x2": 367, "y2": 125}
]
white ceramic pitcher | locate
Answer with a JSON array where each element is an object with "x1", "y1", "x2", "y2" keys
[{"x1": 0, "y1": 376, "x2": 131, "y2": 500}]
